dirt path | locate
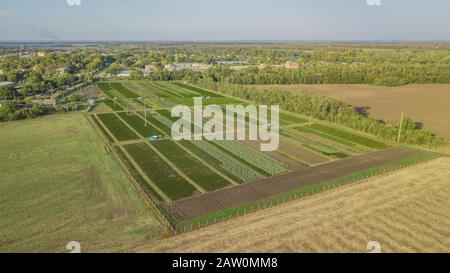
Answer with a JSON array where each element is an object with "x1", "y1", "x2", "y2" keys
[{"x1": 138, "y1": 157, "x2": 450, "y2": 253}]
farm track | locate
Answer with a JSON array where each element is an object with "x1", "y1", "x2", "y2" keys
[{"x1": 161, "y1": 147, "x2": 418, "y2": 221}]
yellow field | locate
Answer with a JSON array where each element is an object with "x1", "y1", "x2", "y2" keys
[{"x1": 139, "y1": 158, "x2": 450, "y2": 253}]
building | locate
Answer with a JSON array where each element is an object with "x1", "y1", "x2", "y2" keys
[
  {"x1": 164, "y1": 63, "x2": 212, "y2": 72},
  {"x1": 0, "y1": 81, "x2": 15, "y2": 88},
  {"x1": 215, "y1": 60, "x2": 250, "y2": 65},
  {"x1": 285, "y1": 61, "x2": 300, "y2": 70},
  {"x1": 117, "y1": 70, "x2": 131, "y2": 77},
  {"x1": 37, "y1": 52, "x2": 46, "y2": 57}
]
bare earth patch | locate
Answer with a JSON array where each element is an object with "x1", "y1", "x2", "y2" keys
[{"x1": 139, "y1": 158, "x2": 450, "y2": 253}]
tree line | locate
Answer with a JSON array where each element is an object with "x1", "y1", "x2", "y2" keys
[{"x1": 197, "y1": 80, "x2": 446, "y2": 147}]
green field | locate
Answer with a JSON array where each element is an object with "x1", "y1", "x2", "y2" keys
[
  {"x1": 0, "y1": 113, "x2": 161, "y2": 252},
  {"x1": 152, "y1": 140, "x2": 232, "y2": 191},
  {"x1": 173, "y1": 82, "x2": 223, "y2": 97},
  {"x1": 117, "y1": 112, "x2": 163, "y2": 138},
  {"x1": 124, "y1": 143, "x2": 196, "y2": 200},
  {"x1": 97, "y1": 113, "x2": 139, "y2": 141},
  {"x1": 103, "y1": 99, "x2": 125, "y2": 111},
  {"x1": 307, "y1": 123, "x2": 388, "y2": 149},
  {"x1": 110, "y1": 82, "x2": 140, "y2": 98}
]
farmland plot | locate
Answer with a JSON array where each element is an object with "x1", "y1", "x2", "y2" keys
[
  {"x1": 117, "y1": 112, "x2": 163, "y2": 138},
  {"x1": 124, "y1": 143, "x2": 197, "y2": 200},
  {"x1": 152, "y1": 140, "x2": 231, "y2": 191},
  {"x1": 97, "y1": 113, "x2": 139, "y2": 142},
  {"x1": 307, "y1": 124, "x2": 388, "y2": 149}
]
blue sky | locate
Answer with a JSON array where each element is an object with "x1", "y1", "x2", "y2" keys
[{"x1": 0, "y1": 0, "x2": 449, "y2": 41}]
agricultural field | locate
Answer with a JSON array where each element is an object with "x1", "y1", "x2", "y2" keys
[
  {"x1": 258, "y1": 84, "x2": 450, "y2": 141},
  {"x1": 91, "y1": 81, "x2": 443, "y2": 232},
  {"x1": 0, "y1": 113, "x2": 162, "y2": 252}
]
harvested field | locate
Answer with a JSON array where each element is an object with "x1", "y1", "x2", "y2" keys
[
  {"x1": 261, "y1": 84, "x2": 450, "y2": 141},
  {"x1": 161, "y1": 147, "x2": 417, "y2": 221},
  {"x1": 140, "y1": 157, "x2": 450, "y2": 253}
]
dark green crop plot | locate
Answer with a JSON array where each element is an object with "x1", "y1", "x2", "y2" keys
[
  {"x1": 152, "y1": 140, "x2": 231, "y2": 191},
  {"x1": 173, "y1": 82, "x2": 223, "y2": 97},
  {"x1": 117, "y1": 112, "x2": 163, "y2": 138},
  {"x1": 110, "y1": 82, "x2": 140, "y2": 98},
  {"x1": 97, "y1": 113, "x2": 139, "y2": 141},
  {"x1": 136, "y1": 112, "x2": 173, "y2": 135},
  {"x1": 124, "y1": 143, "x2": 196, "y2": 200},
  {"x1": 115, "y1": 147, "x2": 163, "y2": 202},
  {"x1": 103, "y1": 99, "x2": 124, "y2": 111},
  {"x1": 91, "y1": 115, "x2": 114, "y2": 143},
  {"x1": 97, "y1": 83, "x2": 116, "y2": 98},
  {"x1": 309, "y1": 124, "x2": 388, "y2": 149}
]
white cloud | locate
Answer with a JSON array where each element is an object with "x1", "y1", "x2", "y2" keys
[
  {"x1": 367, "y1": 0, "x2": 382, "y2": 6},
  {"x1": 66, "y1": 0, "x2": 81, "y2": 6}
]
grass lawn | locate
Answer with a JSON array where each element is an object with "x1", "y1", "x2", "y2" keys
[{"x1": 0, "y1": 113, "x2": 162, "y2": 252}]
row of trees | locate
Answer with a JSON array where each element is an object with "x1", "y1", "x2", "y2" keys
[
  {"x1": 0, "y1": 101, "x2": 55, "y2": 122},
  {"x1": 197, "y1": 80, "x2": 446, "y2": 147}
]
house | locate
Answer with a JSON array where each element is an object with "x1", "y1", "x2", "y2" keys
[
  {"x1": 117, "y1": 70, "x2": 131, "y2": 77},
  {"x1": 37, "y1": 52, "x2": 46, "y2": 57},
  {"x1": 285, "y1": 61, "x2": 300, "y2": 70}
]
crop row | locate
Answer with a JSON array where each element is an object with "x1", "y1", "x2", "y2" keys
[
  {"x1": 109, "y1": 82, "x2": 140, "y2": 98},
  {"x1": 173, "y1": 82, "x2": 223, "y2": 98},
  {"x1": 117, "y1": 112, "x2": 163, "y2": 138},
  {"x1": 188, "y1": 140, "x2": 263, "y2": 183},
  {"x1": 124, "y1": 143, "x2": 196, "y2": 200},
  {"x1": 152, "y1": 140, "x2": 231, "y2": 191},
  {"x1": 97, "y1": 113, "x2": 139, "y2": 141},
  {"x1": 102, "y1": 99, "x2": 124, "y2": 111},
  {"x1": 212, "y1": 140, "x2": 288, "y2": 175},
  {"x1": 308, "y1": 124, "x2": 388, "y2": 149}
]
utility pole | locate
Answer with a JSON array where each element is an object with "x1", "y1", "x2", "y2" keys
[{"x1": 397, "y1": 112, "x2": 404, "y2": 144}]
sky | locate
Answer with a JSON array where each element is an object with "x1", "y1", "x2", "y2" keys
[{"x1": 0, "y1": 0, "x2": 449, "y2": 41}]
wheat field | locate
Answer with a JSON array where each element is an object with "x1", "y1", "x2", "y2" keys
[{"x1": 139, "y1": 158, "x2": 450, "y2": 253}]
